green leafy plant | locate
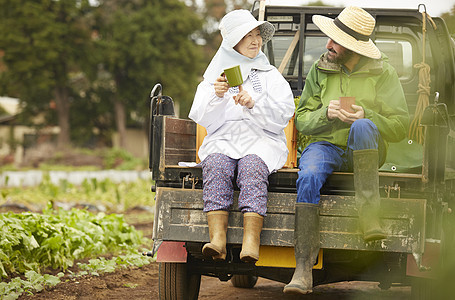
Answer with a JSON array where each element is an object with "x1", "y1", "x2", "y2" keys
[
  {"x1": 76, "y1": 252, "x2": 151, "y2": 277},
  {"x1": 0, "y1": 252, "x2": 153, "y2": 299},
  {"x1": 0, "y1": 271, "x2": 63, "y2": 300},
  {"x1": 0, "y1": 204, "x2": 151, "y2": 299},
  {"x1": 0, "y1": 204, "x2": 145, "y2": 278}
]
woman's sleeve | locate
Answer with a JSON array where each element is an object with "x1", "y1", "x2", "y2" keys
[
  {"x1": 242, "y1": 70, "x2": 295, "y2": 134},
  {"x1": 188, "y1": 80, "x2": 229, "y2": 134}
]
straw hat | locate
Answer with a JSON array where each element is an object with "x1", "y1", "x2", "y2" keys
[
  {"x1": 312, "y1": 6, "x2": 381, "y2": 59},
  {"x1": 219, "y1": 10, "x2": 275, "y2": 48}
]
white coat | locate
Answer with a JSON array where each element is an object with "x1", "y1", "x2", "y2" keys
[{"x1": 189, "y1": 68, "x2": 295, "y2": 173}]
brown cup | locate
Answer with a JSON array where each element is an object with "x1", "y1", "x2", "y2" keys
[{"x1": 339, "y1": 96, "x2": 355, "y2": 113}]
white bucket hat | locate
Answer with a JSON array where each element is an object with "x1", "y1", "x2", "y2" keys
[
  {"x1": 312, "y1": 6, "x2": 381, "y2": 59},
  {"x1": 219, "y1": 9, "x2": 275, "y2": 48}
]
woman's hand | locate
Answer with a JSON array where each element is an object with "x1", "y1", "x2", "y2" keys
[
  {"x1": 233, "y1": 85, "x2": 255, "y2": 109},
  {"x1": 214, "y1": 75, "x2": 229, "y2": 98}
]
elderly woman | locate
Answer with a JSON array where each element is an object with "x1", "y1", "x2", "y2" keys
[{"x1": 189, "y1": 10, "x2": 294, "y2": 263}]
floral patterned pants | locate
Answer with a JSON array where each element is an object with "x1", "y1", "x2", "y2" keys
[{"x1": 201, "y1": 153, "x2": 269, "y2": 216}]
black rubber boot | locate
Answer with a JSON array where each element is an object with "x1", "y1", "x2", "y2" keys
[
  {"x1": 353, "y1": 149, "x2": 387, "y2": 242},
  {"x1": 283, "y1": 203, "x2": 320, "y2": 295}
]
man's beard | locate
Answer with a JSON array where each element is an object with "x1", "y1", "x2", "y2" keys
[{"x1": 327, "y1": 47, "x2": 355, "y2": 65}]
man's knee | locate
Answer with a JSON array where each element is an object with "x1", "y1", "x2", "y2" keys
[
  {"x1": 349, "y1": 119, "x2": 380, "y2": 145},
  {"x1": 298, "y1": 164, "x2": 321, "y2": 179},
  {"x1": 296, "y1": 164, "x2": 327, "y2": 194},
  {"x1": 351, "y1": 118, "x2": 376, "y2": 131}
]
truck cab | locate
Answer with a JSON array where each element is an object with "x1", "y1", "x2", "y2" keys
[{"x1": 150, "y1": 4, "x2": 455, "y2": 300}]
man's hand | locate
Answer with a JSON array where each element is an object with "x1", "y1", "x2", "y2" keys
[
  {"x1": 327, "y1": 100, "x2": 365, "y2": 124},
  {"x1": 233, "y1": 85, "x2": 255, "y2": 109},
  {"x1": 339, "y1": 104, "x2": 365, "y2": 124},
  {"x1": 214, "y1": 74, "x2": 229, "y2": 98},
  {"x1": 327, "y1": 100, "x2": 340, "y2": 120}
]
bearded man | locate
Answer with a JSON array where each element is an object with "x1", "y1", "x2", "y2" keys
[{"x1": 283, "y1": 6, "x2": 410, "y2": 295}]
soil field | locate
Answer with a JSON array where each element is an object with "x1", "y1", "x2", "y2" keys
[
  {"x1": 16, "y1": 210, "x2": 412, "y2": 300},
  {"x1": 19, "y1": 261, "x2": 411, "y2": 300}
]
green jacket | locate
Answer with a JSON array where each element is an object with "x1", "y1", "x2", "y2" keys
[{"x1": 295, "y1": 53, "x2": 410, "y2": 150}]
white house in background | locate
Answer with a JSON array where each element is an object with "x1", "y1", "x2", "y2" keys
[
  {"x1": 0, "y1": 96, "x2": 20, "y2": 115},
  {"x1": 0, "y1": 97, "x2": 149, "y2": 165},
  {"x1": 0, "y1": 96, "x2": 59, "y2": 165}
]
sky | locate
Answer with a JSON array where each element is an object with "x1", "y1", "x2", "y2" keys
[{"x1": 267, "y1": 0, "x2": 455, "y2": 17}]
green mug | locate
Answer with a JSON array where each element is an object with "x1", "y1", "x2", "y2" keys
[{"x1": 223, "y1": 65, "x2": 243, "y2": 87}]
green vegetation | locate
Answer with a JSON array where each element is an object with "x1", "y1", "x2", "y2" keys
[
  {"x1": 0, "y1": 0, "x2": 204, "y2": 148},
  {"x1": 0, "y1": 204, "x2": 151, "y2": 299},
  {"x1": 103, "y1": 148, "x2": 146, "y2": 170},
  {"x1": 441, "y1": 5, "x2": 455, "y2": 34},
  {"x1": 76, "y1": 253, "x2": 151, "y2": 277},
  {"x1": 0, "y1": 252, "x2": 151, "y2": 299},
  {"x1": 0, "y1": 270, "x2": 64, "y2": 300},
  {"x1": 0, "y1": 204, "x2": 145, "y2": 278},
  {"x1": 0, "y1": 147, "x2": 148, "y2": 172},
  {"x1": 1, "y1": 175, "x2": 154, "y2": 212}
]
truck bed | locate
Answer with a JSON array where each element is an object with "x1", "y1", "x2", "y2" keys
[
  {"x1": 151, "y1": 115, "x2": 428, "y2": 260},
  {"x1": 154, "y1": 187, "x2": 426, "y2": 254}
]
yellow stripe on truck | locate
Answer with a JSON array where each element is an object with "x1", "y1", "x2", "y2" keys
[{"x1": 256, "y1": 246, "x2": 323, "y2": 269}]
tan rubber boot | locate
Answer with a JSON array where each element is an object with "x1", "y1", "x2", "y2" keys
[
  {"x1": 202, "y1": 210, "x2": 229, "y2": 260},
  {"x1": 240, "y1": 212, "x2": 264, "y2": 263}
]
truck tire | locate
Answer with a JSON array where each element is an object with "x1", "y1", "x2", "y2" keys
[
  {"x1": 230, "y1": 275, "x2": 258, "y2": 288},
  {"x1": 158, "y1": 262, "x2": 201, "y2": 300}
]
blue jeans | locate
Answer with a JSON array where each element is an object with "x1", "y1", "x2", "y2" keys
[{"x1": 296, "y1": 119, "x2": 386, "y2": 204}]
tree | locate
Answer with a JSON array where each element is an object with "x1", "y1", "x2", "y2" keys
[
  {"x1": 307, "y1": 1, "x2": 328, "y2": 6},
  {"x1": 94, "y1": 0, "x2": 204, "y2": 147},
  {"x1": 441, "y1": 5, "x2": 455, "y2": 35},
  {"x1": 0, "y1": 0, "x2": 93, "y2": 149},
  {"x1": 187, "y1": 0, "x2": 252, "y2": 70}
]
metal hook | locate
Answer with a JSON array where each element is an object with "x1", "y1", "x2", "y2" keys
[
  {"x1": 251, "y1": 0, "x2": 259, "y2": 12},
  {"x1": 418, "y1": 4, "x2": 427, "y2": 14},
  {"x1": 150, "y1": 83, "x2": 163, "y2": 117},
  {"x1": 150, "y1": 83, "x2": 162, "y2": 100},
  {"x1": 433, "y1": 92, "x2": 439, "y2": 104}
]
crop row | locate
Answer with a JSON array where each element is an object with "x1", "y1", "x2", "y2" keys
[
  {"x1": 1, "y1": 176, "x2": 155, "y2": 213},
  {"x1": 0, "y1": 203, "x2": 145, "y2": 278}
]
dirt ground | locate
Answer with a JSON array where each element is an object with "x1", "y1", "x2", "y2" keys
[
  {"x1": 18, "y1": 261, "x2": 411, "y2": 300},
  {"x1": 13, "y1": 210, "x2": 411, "y2": 300}
]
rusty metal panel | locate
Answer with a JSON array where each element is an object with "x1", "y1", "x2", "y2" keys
[
  {"x1": 165, "y1": 116, "x2": 196, "y2": 135},
  {"x1": 319, "y1": 196, "x2": 426, "y2": 253},
  {"x1": 155, "y1": 187, "x2": 426, "y2": 254},
  {"x1": 151, "y1": 117, "x2": 197, "y2": 180},
  {"x1": 164, "y1": 149, "x2": 196, "y2": 165},
  {"x1": 156, "y1": 241, "x2": 187, "y2": 263},
  {"x1": 163, "y1": 117, "x2": 196, "y2": 165}
]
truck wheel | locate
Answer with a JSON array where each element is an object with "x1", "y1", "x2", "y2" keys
[
  {"x1": 230, "y1": 275, "x2": 258, "y2": 288},
  {"x1": 159, "y1": 262, "x2": 201, "y2": 300}
]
